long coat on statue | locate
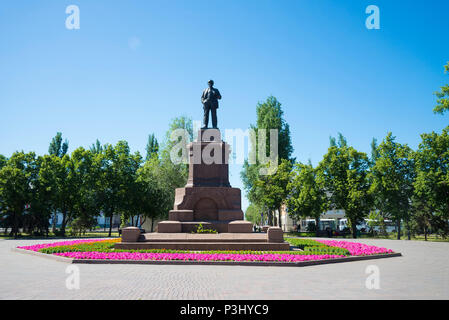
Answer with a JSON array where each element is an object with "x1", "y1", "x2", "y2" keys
[{"x1": 201, "y1": 87, "x2": 222, "y2": 109}]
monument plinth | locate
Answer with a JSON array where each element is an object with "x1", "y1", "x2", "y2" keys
[{"x1": 159, "y1": 129, "x2": 251, "y2": 233}]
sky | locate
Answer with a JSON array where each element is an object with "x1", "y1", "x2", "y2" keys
[{"x1": 1, "y1": 0, "x2": 448, "y2": 211}]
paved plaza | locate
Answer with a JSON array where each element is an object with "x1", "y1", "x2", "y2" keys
[{"x1": 1, "y1": 237, "x2": 448, "y2": 299}]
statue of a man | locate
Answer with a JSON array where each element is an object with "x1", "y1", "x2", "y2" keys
[{"x1": 201, "y1": 80, "x2": 222, "y2": 129}]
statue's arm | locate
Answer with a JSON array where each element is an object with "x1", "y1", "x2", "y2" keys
[
  {"x1": 216, "y1": 89, "x2": 222, "y2": 100},
  {"x1": 201, "y1": 90, "x2": 206, "y2": 104}
]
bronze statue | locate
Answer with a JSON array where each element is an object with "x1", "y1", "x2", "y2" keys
[{"x1": 201, "y1": 80, "x2": 221, "y2": 129}]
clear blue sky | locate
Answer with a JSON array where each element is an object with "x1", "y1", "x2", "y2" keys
[{"x1": 1, "y1": 0, "x2": 448, "y2": 211}]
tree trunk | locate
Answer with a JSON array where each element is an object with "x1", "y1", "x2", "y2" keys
[
  {"x1": 424, "y1": 226, "x2": 428, "y2": 241},
  {"x1": 396, "y1": 219, "x2": 401, "y2": 240},
  {"x1": 267, "y1": 210, "x2": 272, "y2": 226},
  {"x1": 315, "y1": 218, "x2": 320, "y2": 237},
  {"x1": 61, "y1": 211, "x2": 67, "y2": 237},
  {"x1": 108, "y1": 215, "x2": 113, "y2": 237},
  {"x1": 352, "y1": 221, "x2": 357, "y2": 239},
  {"x1": 407, "y1": 220, "x2": 411, "y2": 240},
  {"x1": 52, "y1": 210, "x2": 57, "y2": 233},
  {"x1": 12, "y1": 210, "x2": 18, "y2": 239},
  {"x1": 151, "y1": 218, "x2": 154, "y2": 232}
]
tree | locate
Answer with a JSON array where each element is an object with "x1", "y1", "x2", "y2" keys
[
  {"x1": 97, "y1": 142, "x2": 142, "y2": 234},
  {"x1": 146, "y1": 133, "x2": 159, "y2": 160},
  {"x1": 70, "y1": 148, "x2": 102, "y2": 234},
  {"x1": 241, "y1": 96, "x2": 294, "y2": 226},
  {"x1": 255, "y1": 159, "x2": 293, "y2": 227},
  {"x1": 48, "y1": 132, "x2": 70, "y2": 230},
  {"x1": 0, "y1": 152, "x2": 36, "y2": 238},
  {"x1": 317, "y1": 135, "x2": 372, "y2": 238},
  {"x1": 90, "y1": 139, "x2": 107, "y2": 154},
  {"x1": 52, "y1": 154, "x2": 77, "y2": 237},
  {"x1": 245, "y1": 203, "x2": 263, "y2": 226},
  {"x1": 367, "y1": 210, "x2": 387, "y2": 237},
  {"x1": 369, "y1": 133, "x2": 415, "y2": 240},
  {"x1": 136, "y1": 156, "x2": 172, "y2": 231},
  {"x1": 156, "y1": 116, "x2": 194, "y2": 218},
  {"x1": 286, "y1": 162, "x2": 327, "y2": 236},
  {"x1": 31, "y1": 155, "x2": 60, "y2": 236},
  {"x1": 370, "y1": 138, "x2": 380, "y2": 166},
  {"x1": 433, "y1": 62, "x2": 449, "y2": 115},
  {"x1": 410, "y1": 196, "x2": 433, "y2": 241},
  {"x1": 413, "y1": 126, "x2": 449, "y2": 238},
  {"x1": 48, "y1": 132, "x2": 69, "y2": 158},
  {"x1": 0, "y1": 155, "x2": 7, "y2": 169},
  {"x1": 255, "y1": 96, "x2": 293, "y2": 161}
]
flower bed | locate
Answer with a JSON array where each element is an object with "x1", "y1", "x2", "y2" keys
[
  {"x1": 17, "y1": 238, "x2": 395, "y2": 263},
  {"x1": 315, "y1": 239, "x2": 394, "y2": 256}
]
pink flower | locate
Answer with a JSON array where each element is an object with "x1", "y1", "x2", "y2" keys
[
  {"x1": 314, "y1": 240, "x2": 394, "y2": 256},
  {"x1": 53, "y1": 251, "x2": 346, "y2": 262}
]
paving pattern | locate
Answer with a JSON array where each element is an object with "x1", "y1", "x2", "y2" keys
[{"x1": 1, "y1": 237, "x2": 448, "y2": 299}]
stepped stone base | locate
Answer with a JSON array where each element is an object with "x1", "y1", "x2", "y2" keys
[
  {"x1": 114, "y1": 241, "x2": 290, "y2": 251},
  {"x1": 158, "y1": 220, "x2": 253, "y2": 233},
  {"x1": 115, "y1": 228, "x2": 290, "y2": 251}
]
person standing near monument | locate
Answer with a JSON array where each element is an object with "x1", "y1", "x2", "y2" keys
[{"x1": 201, "y1": 80, "x2": 222, "y2": 129}]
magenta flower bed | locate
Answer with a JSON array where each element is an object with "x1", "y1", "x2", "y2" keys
[
  {"x1": 54, "y1": 251, "x2": 346, "y2": 262},
  {"x1": 17, "y1": 238, "x2": 395, "y2": 263},
  {"x1": 315, "y1": 239, "x2": 394, "y2": 256}
]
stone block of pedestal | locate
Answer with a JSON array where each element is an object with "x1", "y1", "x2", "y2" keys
[
  {"x1": 121, "y1": 227, "x2": 141, "y2": 242},
  {"x1": 158, "y1": 221, "x2": 182, "y2": 233},
  {"x1": 169, "y1": 210, "x2": 194, "y2": 221},
  {"x1": 267, "y1": 227, "x2": 284, "y2": 243},
  {"x1": 228, "y1": 220, "x2": 253, "y2": 233},
  {"x1": 218, "y1": 209, "x2": 244, "y2": 221}
]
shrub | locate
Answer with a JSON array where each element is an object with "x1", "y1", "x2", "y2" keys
[{"x1": 191, "y1": 223, "x2": 218, "y2": 234}]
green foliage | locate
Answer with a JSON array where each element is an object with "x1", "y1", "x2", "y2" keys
[
  {"x1": 97, "y1": 141, "x2": 142, "y2": 229},
  {"x1": 48, "y1": 132, "x2": 69, "y2": 158},
  {"x1": 191, "y1": 223, "x2": 218, "y2": 234},
  {"x1": 245, "y1": 203, "x2": 263, "y2": 225},
  {"x1": 136, "y1": 156, "x2": 173, "y2": 228},
  {"x1": 69, "y1": 215, "x2": 98, "y2": 236},
  {"x1": 368, "y1": 132, "x2": 414, "y2": 239},
  {"x1": 145, "y1": 133, "x2": 159, "y2": 160},
  {"x1": 0, "y1": 152, "x2": 37, "y2": 237},
  {"x1": 286, "y1": 162, "x2": 327, "y2": 232},
  {"x1": 306, "y1": 221, "x2": 316, "y2": 232},
  {"x1": 412, "y1": 126, "x2": 449, "y2": 237},
  {"x1": 317, "y1": 134, "x2": 372, "y2": 238},
  {"x1": 241, "y1": 96, "x2": 293, "y2": 226},
  {"x1": 255, "y1": 159, "x2": 293, "y2": 213},
  {"x1": 367, "y1": 211, "x2": 388, "y2": 236},
  {"x1": 255, "y1": 96, "x2": 293, "y2": 161},
  {"x1": 433, "y1": 62, "x2": 449, "y2": 115},
  {"x1": 0, "y1": 155, "x2": 7, "y2": 169},
  {"x1": 90, "y1": 139, "x2": 107, "y2": 154}
]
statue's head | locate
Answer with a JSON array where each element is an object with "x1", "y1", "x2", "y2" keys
[{"x1": 208, "y1": 80, "x2": 214, "y2": 87}]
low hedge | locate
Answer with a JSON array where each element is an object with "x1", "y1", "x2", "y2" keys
[{"x1": 286, "y1": 238, "x2": 350, "y2": 255}]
